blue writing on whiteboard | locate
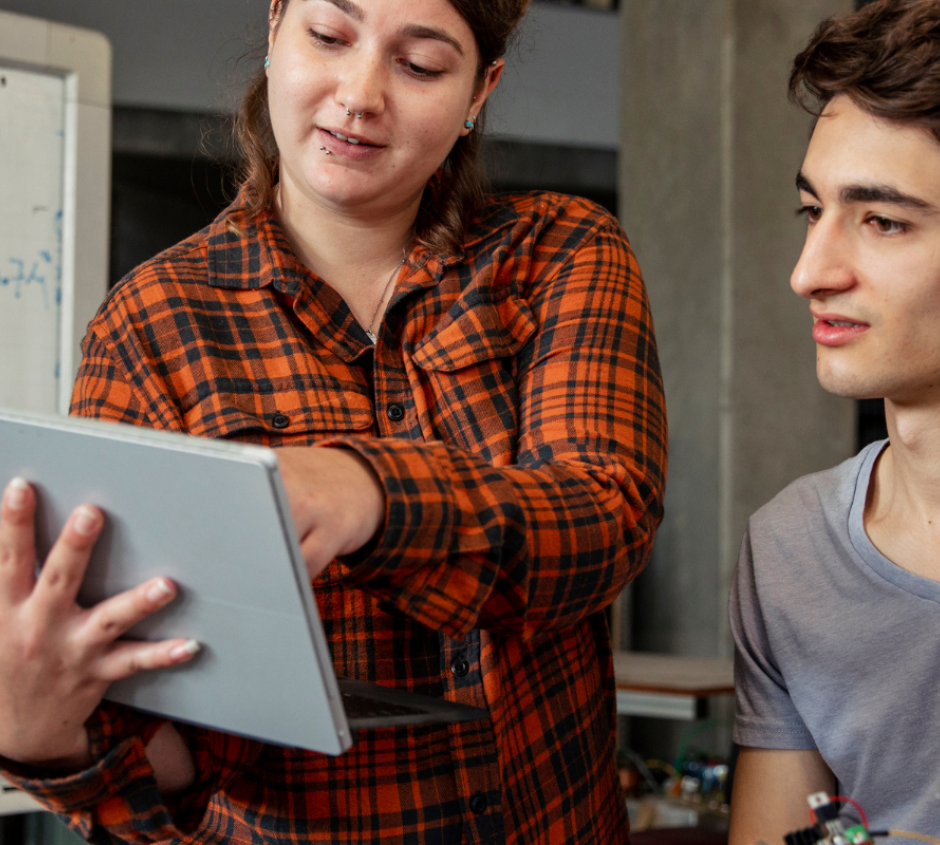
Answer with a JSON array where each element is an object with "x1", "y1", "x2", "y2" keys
[{"x1": 1, "y1": 210, "x2": 63, "y2": 311}]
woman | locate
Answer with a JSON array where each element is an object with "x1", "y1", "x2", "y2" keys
[{"x1": 0, "y1": 0, "x2": 666, "y2": 842}]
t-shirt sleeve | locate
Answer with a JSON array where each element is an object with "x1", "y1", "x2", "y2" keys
[{"x1": 729, "y1": 522, "x2": 817, "y2": 750}]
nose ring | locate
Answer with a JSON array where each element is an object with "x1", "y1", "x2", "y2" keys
[
  {"x1": 346, "y1": 108, "x2": 351, "y2": 116},
  {"x1": 357, "y1": 113, "x2": 365, "y2": 119}
]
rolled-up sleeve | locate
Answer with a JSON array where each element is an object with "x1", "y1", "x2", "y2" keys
[{"x1": 333, "y1": 212, "x2": 667, "y2": 641}]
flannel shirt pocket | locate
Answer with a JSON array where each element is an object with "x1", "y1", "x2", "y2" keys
[
  {"x1": 411, "y1": 293, "x2": 536, "y2": 372},
  {"x1": 409, "y1": 294, "x2": 537, "y2": 461}
]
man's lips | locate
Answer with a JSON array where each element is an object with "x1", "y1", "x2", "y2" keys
[{"x1": 811, "y1": 312, "x2": 870, "y2": 346}]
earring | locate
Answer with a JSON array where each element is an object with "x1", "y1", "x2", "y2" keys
[
  {"x1": 264, "y1": 56, "x2": 270, "y2": 68},
  {"x1": 465, "y1": 119, "x2": 474, "y2": 130}
]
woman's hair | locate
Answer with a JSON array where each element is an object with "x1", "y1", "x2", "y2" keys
[
  {"x1": 235, "y1": 0, "x2": 531, "y2": 254},
  {"x1": 790, "y1": 0, "x2": 940, "y2": 144}
]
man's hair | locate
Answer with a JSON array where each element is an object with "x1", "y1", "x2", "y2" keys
[{"x1": 791, "y1": 0, "x2": 940, "y2": 143}]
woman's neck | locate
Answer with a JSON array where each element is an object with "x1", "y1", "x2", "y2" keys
[{"x1": 274, "y1": 181, "x2": 418, "y2": 291}]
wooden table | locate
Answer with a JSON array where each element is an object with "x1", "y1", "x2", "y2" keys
[{"x1": 613, "y1": 651, "x2": 735, "y2": 720}]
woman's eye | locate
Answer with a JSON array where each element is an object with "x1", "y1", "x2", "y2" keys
[
  {"x1": 309, "y1": 29, "x2": 343, "y2": 47},
  {"x1": 401, "y1": 60, "x2": 444, "y2": 80},
  {"x1": 870, "y1": 215, "x2": 906, "y2": 235}
]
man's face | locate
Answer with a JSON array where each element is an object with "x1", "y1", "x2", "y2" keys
[{"x1": 791, "y1": 94, "x2": 940, "y2": 404}]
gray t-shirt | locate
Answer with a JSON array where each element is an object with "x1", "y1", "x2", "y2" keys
[{"x1": 731, "y1": 440, "x2": 940, "y2": 835}]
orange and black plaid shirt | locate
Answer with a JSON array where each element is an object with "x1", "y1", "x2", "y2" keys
[{"x1": 6, "y1": 186, "x2": 666, "y2": 844}]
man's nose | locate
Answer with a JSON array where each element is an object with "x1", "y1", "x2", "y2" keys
[{"x1": 790, "y1": 215, "x2": 857, "y2": 300}]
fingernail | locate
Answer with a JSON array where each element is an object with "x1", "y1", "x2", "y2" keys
[
  {"x1": 73, "y1": 506, "x2": 100, "y2": 536},
  {"x1": 5, "y1": 478, "x2": 29, "y2": 510},
  {"x1": 146, "y1": 578, "x2": 174, "y2": 604},
  {"x1": 169, "y1": 639, "x2": 201, "y2": 661}
]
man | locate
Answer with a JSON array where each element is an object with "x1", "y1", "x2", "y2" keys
[{"x1": 729, "y1": 0, "x2": 940, "y2": 841}]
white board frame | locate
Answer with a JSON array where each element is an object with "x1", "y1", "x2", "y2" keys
[{"x1": 0, "y1": 10, "x2": 111, "y2": 414}]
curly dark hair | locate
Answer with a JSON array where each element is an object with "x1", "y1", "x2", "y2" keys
[
  {"x1": 235, "y1": 0, "x2": 531, "y2": 254},
  {"x1": 791, "y1": 0, "x2": 940, "y2": 142}
]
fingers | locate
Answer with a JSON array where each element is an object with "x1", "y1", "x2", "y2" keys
[
  {"x1": 30, "y1": 504, "x2": 104, "y2": 618},
  {"x1": 96, "y1": 637, "x2": 201, "y2": 683},
  {"x1": 81, "y1": 577, "x2": 178, "y2": 647},
  {"x1": 0, "y1": 478, "x2": 39, "y2": 603}
]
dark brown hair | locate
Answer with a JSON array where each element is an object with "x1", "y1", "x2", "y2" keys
[
  {"x1": 790, "y1": 0, "x2": 940, "y2": 143},
  {"x1": 235, "y1": 0, "x2": 531, "y2": 254}
]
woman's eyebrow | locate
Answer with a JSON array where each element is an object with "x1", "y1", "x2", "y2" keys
[
  {"x1": 400, "y1": 24, "x2": 464, "y2": 56},
  {"x1": 307, "y1": 0, "x2": 463, "y2": 56},
  {"x1": 313, "y1": 0, "x2": 364, "y2": 22}
]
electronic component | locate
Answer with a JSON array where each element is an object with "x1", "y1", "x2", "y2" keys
[
  {"x1": 783, "y1": 792, "x2": 872, "y2": 845},
  {"x1": 783, "y1": 792, "x2": 940, "y2": 845}
]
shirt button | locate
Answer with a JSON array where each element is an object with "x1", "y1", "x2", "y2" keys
[
  {"x1": 451, "y1": 657, "x2": 470, "y2": 678},
  {"x1": 469, "y1": 792, "x2": 487, "y2": 815},
  {"x1": 386, "y1": 403, "x2": 405, "y2": 422},
  {"x1": 271, "y1": 413, "x2": 290, "y2": 430}
]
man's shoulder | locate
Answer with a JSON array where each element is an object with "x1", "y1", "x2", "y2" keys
[{"x1": 750, "y1": 443, "x2": 881, "y2": 536}]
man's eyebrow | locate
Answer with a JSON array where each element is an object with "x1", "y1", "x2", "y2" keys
[
  {"x1": 797, "y1": 169, "x2": 937, "y2": 213},
  {"x1": 315, "y1": 0, "x2": 364, "y2": 22},
  {"x1": 401, "y1": 24, "x2": 464, "y2": 56},
  {"x1": 840, "y1": 183, "x2": 937, "y2": 212},
  {"x1": 795, "y1": 171, "x2": 818, "y2": 199}
]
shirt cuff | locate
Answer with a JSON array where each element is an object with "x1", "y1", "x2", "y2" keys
[
  {"x1": 732, "y1": 714, "x2": 817, "y2": 750},
  {"x1": 323, "y1": 437, "x2": 492, "y2": 638}
]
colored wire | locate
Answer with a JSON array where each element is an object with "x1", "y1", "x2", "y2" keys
[
  {"x1": 886, "y1": 832, "x2": 940, "y2": 844},
  {"x1": 826, "y1": 795, "x2": 868, "y2": 829},
  {"x1": 645, "y1": 759, "x2": 680, "y2": 781},
  {"x1": 671, "y1": 718, "x2": 732, "y2": 773},
  {"x1": 619, "y1": 747, "x2": 660, "y2": 793}
]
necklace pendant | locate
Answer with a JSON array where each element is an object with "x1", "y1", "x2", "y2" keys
[{"x1": 366, "y1": 330, "x2": 377, "y2": 345}]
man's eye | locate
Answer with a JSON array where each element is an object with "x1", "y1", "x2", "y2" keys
[
  {"x1": 796, "y1": 205, "x2": 822, "y2": 223},
  {"x1": 870, "y1": 216, "x2": 906, "y2": 235}
]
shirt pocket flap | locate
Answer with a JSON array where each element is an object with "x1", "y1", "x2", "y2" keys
[
  {"x1": 185, "y1": 392, "x2": 374, "y2": 440},
  {"x1": 411, "y1": 294, "x2": 537, "y2": 373}
]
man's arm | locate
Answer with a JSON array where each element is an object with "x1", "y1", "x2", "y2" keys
[{"x1": 729, "y1": 747, "x2": 836, "y2": 845}]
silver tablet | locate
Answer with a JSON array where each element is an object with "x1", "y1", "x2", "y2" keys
[{"x1": 0, "y1": 408, "x2": 487, "y2": 756}]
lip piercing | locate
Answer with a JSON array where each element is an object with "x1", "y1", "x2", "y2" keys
[{"x1": 319, "y1": 146, "x2": 331, "y2": 155}]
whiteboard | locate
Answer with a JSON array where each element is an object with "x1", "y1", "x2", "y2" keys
[
  {"x1": 0, "y1": 68, "x2": 66, "y2": 413},
  {"x1": 0, "y1": 11, "x2": 111, "y2": 415}
]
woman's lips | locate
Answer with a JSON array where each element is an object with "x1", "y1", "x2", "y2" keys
[
  {"x1": 318, "y1": 127, "x2": 384, "y2": 161},
  {"x1": 811, "y1": 316, "x2": 870, "y2": 346}
]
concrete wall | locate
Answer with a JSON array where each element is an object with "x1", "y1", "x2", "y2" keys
[
  {"x1": 620, "y1": 0, "x2": 856, "y2": 659},
  {"x1": 0, "y1": 0, "x2": 620, "y2": 149}
]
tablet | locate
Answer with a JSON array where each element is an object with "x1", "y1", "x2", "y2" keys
[{"x1": 0, "y1": 408, "x2": 488, "y2": 756}]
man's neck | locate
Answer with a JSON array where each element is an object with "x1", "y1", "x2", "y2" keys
[{"x1": 865, "y1": 399, "x2": 940, "y2": 581}]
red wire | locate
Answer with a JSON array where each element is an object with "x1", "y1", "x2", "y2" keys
[{"x1": 809, "y1": 795, "x2": 868, "y2": 830}]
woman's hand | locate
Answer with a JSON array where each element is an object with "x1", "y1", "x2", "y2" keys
[
  {"x1": 0, "y1": 478, "x2": 200, "y2": 770},
  {"x1": 276, "y1": 448, "x2": 386, "y2": 580}
]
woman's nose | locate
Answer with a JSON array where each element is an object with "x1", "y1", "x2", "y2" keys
[
  {"x1": 336, "y1": 53, "x2": 386, "y2": 119},
  {"x1": 790, "y1": 215, "x2": 857, "y2": 300}
]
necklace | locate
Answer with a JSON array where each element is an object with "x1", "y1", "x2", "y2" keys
[{"x1": 365, "y1": 248, "x2": 407, "y2": 345}]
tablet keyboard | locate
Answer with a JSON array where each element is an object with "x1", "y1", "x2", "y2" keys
[{"x1": 341, "y1": 691, "x2": 429, "y2": 719}]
